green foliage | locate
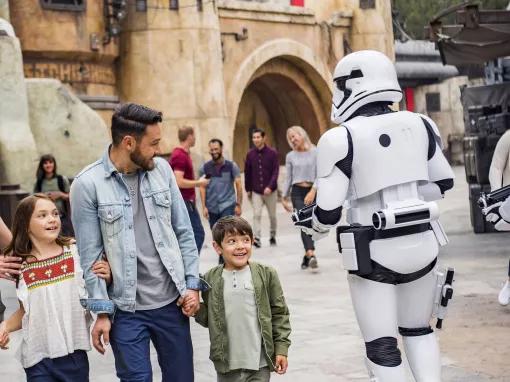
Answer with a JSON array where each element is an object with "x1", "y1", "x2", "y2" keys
[{"x1": 393, "y1": 0, "x2": 510, "y2": 39}]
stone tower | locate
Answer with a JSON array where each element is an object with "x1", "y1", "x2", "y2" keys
[{"x1": 119, "y1": 1, "x2": 230, "y2": 157}]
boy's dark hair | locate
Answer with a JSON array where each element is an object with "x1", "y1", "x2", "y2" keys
[
  {"x1": 178, "y1": 126, "x2": 195, "y2": 143},
  {"x1": 209, "y1": 138, "x2": 223, "y2": 147},
  {"x1": 111, "y1": 103, "x2": 162, "y2": 145},
  {"x1": 252, "y1": 128, "x2": 265, "y2": 138},
  {"x1": 212, "y1": 216, "x2": 253, "y2": 245}
]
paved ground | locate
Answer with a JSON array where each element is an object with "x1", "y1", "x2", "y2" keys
[{"x1": 1, "y1": 166, "x2": 509, "y2": 381}]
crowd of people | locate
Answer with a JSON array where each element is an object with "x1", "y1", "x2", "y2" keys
[
  {"x1": 168, "y1": 125, "x2": 319, "y2": 270},
  {"x1": 0, "y1": 48, "x2": 508, "y2": 382}
]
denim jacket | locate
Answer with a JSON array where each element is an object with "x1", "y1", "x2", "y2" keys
[{"x1": 70, "y1": 147, "x2": 201, "y2": 314}]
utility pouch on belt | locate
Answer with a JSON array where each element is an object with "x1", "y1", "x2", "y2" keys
[
  {"x1": 336, "y1": 223, "x2": 432, "y2": 275},
  {"x1": 336, "y1": 225, "x2": 374, "y2": 275}
]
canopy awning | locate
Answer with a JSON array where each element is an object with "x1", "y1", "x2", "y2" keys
[{"x1": 428, "y1": 4, "x2": 510, "y2": 65}]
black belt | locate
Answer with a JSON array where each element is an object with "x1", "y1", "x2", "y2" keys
[
  {"x1": 373, "y1": 223, "x2": 431, "y2": 240},
  {"x1": 337, "y1": 223, "x2": 431, "y2": 243}
]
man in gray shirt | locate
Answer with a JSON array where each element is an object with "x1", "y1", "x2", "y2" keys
[{"x1": 199, "y1": 138, "x2": 243, "y2": 229}]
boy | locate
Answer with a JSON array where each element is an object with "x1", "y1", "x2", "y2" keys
[{"x1": 195, "y1": 216, "x2": 291, "y2": 381}]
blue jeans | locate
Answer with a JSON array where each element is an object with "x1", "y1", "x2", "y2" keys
[
  {"x1": 109, "y1": 301, "x2": 194, "y2": 382},
  {"x1": 185, "y1": 200, "x2": 205, "y2": 253},
  {"x1": 208, "y1": 204, "x2": 236, "y2": 229},
  {"x1": 24, "y1": 350, "x2": 89, "y2": 382}
]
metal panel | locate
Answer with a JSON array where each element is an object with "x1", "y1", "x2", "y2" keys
[
  {"x1": 40, "y1": 0, "x2": 86, "y2": 11},
  {"x1": 360, "y1": 0, "x2": 375, "y2": 10},
  {"x1": 426, "y1": 92, "x2": 441, "y2": 112}
]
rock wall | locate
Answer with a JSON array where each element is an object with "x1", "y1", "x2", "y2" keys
[
  {"x1": 0, "y1": 33, "x2": 39, "y2": 191},
  {"x1": 0, "y1": 20, "x2": 109, "y2": 191},
  {"x1": 26, "y1": 79, "x2": 110, "y2": 179}
]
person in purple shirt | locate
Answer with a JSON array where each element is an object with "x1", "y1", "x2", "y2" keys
[{"x1": 244, "y1": 128, "x2": 279, "y2": 248}]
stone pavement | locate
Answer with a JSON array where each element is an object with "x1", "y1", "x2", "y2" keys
[{"x1": 0, "y1": 166, "x2": 509, "y2": 381}]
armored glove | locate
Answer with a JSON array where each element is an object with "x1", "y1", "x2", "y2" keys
[
  {"x1": 293, "y1": 211, "x2": 330, "y2": 241},
  {"x1": 482, "y1": 202, "x2": 510, "y2": 231}
]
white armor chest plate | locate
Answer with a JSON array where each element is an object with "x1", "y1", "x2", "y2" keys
[{"x1": 345, "y1": 111, "x2": 429, "y2": 200}]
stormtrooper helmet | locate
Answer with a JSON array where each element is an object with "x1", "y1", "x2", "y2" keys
[{"x1": 331, "y1": 50, "x2": 402, "y2": 124}]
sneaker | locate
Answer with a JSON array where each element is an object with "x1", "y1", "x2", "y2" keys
[
  {"x1": 301, "y1": 255, "x2": 310, "y2": 270},
  {"x1": 253, "y1": 238, "x2": 261, "y2": 248},
  {"x1": 308, "y1": 255, "x2": 318, "y2": 270},
  {"x1": 269, "y1": 237, "x2": 277, "y2": 246},
  {"x1": 498, "y1": 280, "x2": 510, "y2": 306}
]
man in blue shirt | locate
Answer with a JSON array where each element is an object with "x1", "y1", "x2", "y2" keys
[
  {"x1": 70, "y1": 103, "x2": 201, "y2": 382},
  {"x1": 199, "y1": 138, "x2": 243, "y2": 234}
]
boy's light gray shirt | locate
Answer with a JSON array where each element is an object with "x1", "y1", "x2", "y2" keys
[
  {"x1": 222, "y1": 267, "x2": 267, "y2": 371},
  {"x1": 70, "y1": 148, "x2": 201, "y2": 314}
]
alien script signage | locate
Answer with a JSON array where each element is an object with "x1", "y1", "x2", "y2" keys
[{"x1": 23, "y1": 61, "x2": 116, "y2": 86}]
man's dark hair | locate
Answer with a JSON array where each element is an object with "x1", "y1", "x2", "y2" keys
[
  {"x1": 111, "y1": 103, "x2": 162, "y2": 145},
  {"x1": 252, "y1": 128, "x2": 265, "y2": 138},
  {"x1": 209, "y1": 138, "x2": 223, "y2": 147},
  {"x1": 212, "y1": 216, "x2": 253, "y2": 245}
]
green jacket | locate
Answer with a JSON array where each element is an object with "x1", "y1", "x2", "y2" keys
[{"x1": 195, "y1": 261, "x2": 291, "y2": 373}]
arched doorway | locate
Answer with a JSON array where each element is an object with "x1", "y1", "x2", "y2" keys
[{"x1": 233, "y1": 57, "x2": 332, "y2": 167}]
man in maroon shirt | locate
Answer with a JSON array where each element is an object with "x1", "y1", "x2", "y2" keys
[
  {"x1": 169, "y1": 126, "x2": 209, "y2": 252},
  {"x1": 244, "y1": 128, "x2": 279, "y2": 248}
]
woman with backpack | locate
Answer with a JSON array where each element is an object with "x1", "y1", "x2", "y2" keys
[{"x1": 33, "y1": 154, "x2": 74, "y2": 236}]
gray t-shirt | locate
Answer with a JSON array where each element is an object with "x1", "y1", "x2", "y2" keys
[
  {"x1": 199, "y1": 160, "x2": 240, "y2": 213},
  {"x1": 283, "y1": 148, "x2": 317, "y2": 197},
  {"x1": 222, "y1": 266, "x2": 267, "y2": 371},
  {"x1": 123, "y1": 172, "x2": 179, "y2": 310}
]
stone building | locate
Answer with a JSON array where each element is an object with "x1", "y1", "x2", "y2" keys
[{"x1": 0, "y1": 0, "x2": 394, "y2": 188}]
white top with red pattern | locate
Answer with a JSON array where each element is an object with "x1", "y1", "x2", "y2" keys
[{"x1": 15, "y1": 244, "x2": 91, "y2": 368}]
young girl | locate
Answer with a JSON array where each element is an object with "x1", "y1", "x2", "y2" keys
[
  {"x1": 0, "y1": 194, "x2": 110, "y2": 382},
  {"x1": 34, "y1": 154, "x2": 73, "y2": 236}
]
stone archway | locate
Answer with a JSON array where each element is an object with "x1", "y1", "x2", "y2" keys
[
  {"x1": 227, "y1": 39, "x2": 333, "y2": 167},
  {"x1": 233, "y1": 58, "x2": 331, "y2": 166}
]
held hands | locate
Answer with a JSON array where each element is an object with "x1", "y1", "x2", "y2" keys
[
  {"x1": 275, "y1": 355, "x2": 288, "y2": 374},
  {"x1": 482, "y1": 202, "x2": 510, "y2": 231},
  {"x1": 177, "y1": 289, "x2": 200, "y2": 317},
  {"x1": 0, "y1": 322, "x2": 10, "y2": 349},
  {"x1": 0, "y1": 255, "x2": 22, "y2": 281},
  {"x1": 91, "y1": 314, "x2": 111, "y2": 355}
]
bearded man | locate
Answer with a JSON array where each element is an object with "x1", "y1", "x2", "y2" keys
[{"x1": 70, "y1": 103, "x2": 202, "y2": 382}]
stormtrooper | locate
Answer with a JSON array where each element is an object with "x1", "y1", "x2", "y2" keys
[
  {"x1": 294, "y1": 50, "x2": 455, "y2": 381},
  {"x1": 481, "y1": 189, "x2": 510, "y2": 305}
]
